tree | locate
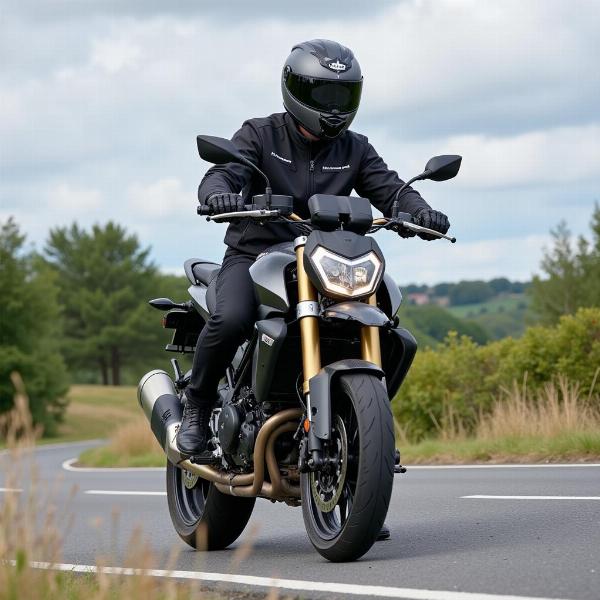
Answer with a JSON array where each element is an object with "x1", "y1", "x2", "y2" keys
[
  {"x1": 489, "y1": 277, "x2": 511, "y2": 294},
  {"x1": 448, "y1": 280, "x2": 494, "y2": 306},
  {"x1": 0, "y1": 218, "x2": 70, "y2": 432},
  {"x1": 45, "y1": 222, "x2": 159, "y2": 385},
  {"x1": 530, "y1": 205, "x2": 600, "y2": 323}
]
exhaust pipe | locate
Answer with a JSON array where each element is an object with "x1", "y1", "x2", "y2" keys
[
  {"x1": 137, "y1": 370, "x2": 184, "y2": 464},
  {"x1": 137, "y1": 369, "x2": 302, "y2": 499}
]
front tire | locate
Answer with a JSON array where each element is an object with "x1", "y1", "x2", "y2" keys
[
  {"x1": 166, "y1": 460, "x2": 255, "y2": 550},
  {"x1": 301, "y1": 373, "x2": 395, "y2": 562}
]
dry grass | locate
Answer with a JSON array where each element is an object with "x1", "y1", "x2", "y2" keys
[
  {"x1": 78, "y1": 416, "x2": 164, "y2": 468},
  {"x1": 402, "y1": 373, "x2": 600, "y2": 464},
  {"x1": 1, "y1": 374, "x2": 282, "y2": 599},
  {"x1": 477, "y1": 374, "x2": 600, "y2": 440}
]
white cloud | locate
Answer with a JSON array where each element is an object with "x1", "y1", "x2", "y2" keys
[
  {"x1": 127, "y1": 177, "x2": 189, "y2": 218},
  {"x1": 47, "y1": 183, "x2": 103, "y2": 212},
  {"x1": 91, "y1": 38, "x2": 142, "y2": 74}
]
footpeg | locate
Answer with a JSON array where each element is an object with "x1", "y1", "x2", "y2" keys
[
  {"x1": 394, "y1": 448, "x2": 407, "y2": 474},
  {"x1": 190, "y1": 450, "x2": 220, "y2": 465}
]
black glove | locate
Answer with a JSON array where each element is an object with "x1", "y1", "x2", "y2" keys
[
  {"x1": 206, "y1": 193, "x2": 245, "y2": 215},
  {"x1": 414, "y1": 209, "x2": 450, "y2": 241}
]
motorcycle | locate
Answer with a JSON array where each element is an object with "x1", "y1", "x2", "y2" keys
[{"x1": 138, "y1": 134, "x2": 460, "y2": 561}]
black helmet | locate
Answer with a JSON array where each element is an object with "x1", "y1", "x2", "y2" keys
[{"x1": 282, "y1": 39, "x2": 363, "y2": 140}]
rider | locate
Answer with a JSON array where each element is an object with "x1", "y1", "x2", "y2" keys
[{"x1": 178, "y1": 39, "x2": 450, "y2": 462}]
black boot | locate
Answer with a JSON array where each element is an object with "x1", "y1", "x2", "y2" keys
[
  {"x1": 176, "y1": 399, "x2": 211, "y2": 457},
  {"x1": 376, "y1": 523, "x2": 390, "y2": 541}
]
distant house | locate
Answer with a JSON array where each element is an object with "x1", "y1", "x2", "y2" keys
[{"x1": 407, "y1": 292, "x2": 430, "y2": 305}]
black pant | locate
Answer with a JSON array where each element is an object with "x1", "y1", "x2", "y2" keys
[{"x1": 186, "y1": 251, "x2": 257, "y2": 405}]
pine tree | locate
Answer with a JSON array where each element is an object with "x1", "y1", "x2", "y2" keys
[
  {"x1": 530, "y1": 205, "x2": 600, "y2": 323},
  {"x1": 0, "y1": 218, "x2": 70, "y2": 432},
  {"x1": 45, "y1": 222, "x2": 159, "y2": 385}
]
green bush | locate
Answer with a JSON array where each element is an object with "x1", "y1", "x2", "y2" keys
[{"x1": 394, "y1": 308, "x2": 600, "y2": 441}]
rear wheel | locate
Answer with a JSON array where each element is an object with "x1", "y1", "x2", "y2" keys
[
  {"x1": 301, "y1": 373, "x2": 395, "y2": 562},
  {"x1": 166, "y1": 461, "x2": 255, "y2": 550}
]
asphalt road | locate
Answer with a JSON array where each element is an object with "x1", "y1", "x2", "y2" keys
[{"x1": 1, "y1": 441, "x2": 599, "y2": 600}]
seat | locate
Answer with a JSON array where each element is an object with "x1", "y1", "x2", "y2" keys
[
  {"x1": 184, "y1": 258, "x2": 221, "y2": 314},
  {"x1": 183, "y1": 258, "x2": 221, "y2": 286}
]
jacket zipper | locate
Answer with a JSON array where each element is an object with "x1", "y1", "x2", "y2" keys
[{"x1": 309, "y1": 159, "x2": 315, "y2": 198}]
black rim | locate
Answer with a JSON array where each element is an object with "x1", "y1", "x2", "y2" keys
[
  {"x1": 172, "y1": 466, "x2": 210, "y2": 528},
  {"x1": 306, "y1": 397, "x2": 359, "y2": 541}
]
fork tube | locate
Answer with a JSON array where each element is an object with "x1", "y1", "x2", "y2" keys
[
  {"x1": 295, "y1": 238, "x2": 321, "y2": 394},
  {"x1": 361, "y1": 294, "x2": 382, "y2": 367}
]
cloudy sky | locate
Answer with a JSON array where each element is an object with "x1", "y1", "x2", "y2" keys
[{"x1": 1, "y1": 0, "x2": 599, "y2": 284}]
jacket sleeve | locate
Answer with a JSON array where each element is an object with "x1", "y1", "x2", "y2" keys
[
  {"x1": 354, "y1": 141, "x2": 430, "y2": 217},
  {"x1": 197, "y1": 121, "x2": 263, "y2": 203}
]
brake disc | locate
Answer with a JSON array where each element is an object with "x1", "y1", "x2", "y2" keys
[
  {"x1": 310, "y1": 414, "x2": 348, "y2": 513},
  {"x1": 182, "y1": 469, "x2": 199, "y2": 490}
]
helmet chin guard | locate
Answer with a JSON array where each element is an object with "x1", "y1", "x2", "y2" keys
[{"x1": 281, "y1": 39, "x2": 362, "y2": 140}]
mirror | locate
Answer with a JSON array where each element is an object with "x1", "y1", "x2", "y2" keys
[
  {"x1": 423, "y1": 155, "x2": 462, "y2": 182},
  {"x1": 196, "y1": 135, "x2": 244, "y2": 165},
  {"x1": 149, "y1": 297, "x2": 182, "y2": 311}
]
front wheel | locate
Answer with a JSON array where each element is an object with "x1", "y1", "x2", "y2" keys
[
  {"x1": 166, "y1": 460, "x2": 255, "y2": 550},
  {"x1": 301, "y1": 373, "x2": 395, "y2": 562}
]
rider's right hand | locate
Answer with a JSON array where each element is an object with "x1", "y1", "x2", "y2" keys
[{"x1": 206, "y1": 193, "x2": 245, "y2": 214}]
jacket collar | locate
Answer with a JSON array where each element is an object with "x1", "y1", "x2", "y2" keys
[{"x1": 283, "y1": 111, "x2": 335, "y2": 154}]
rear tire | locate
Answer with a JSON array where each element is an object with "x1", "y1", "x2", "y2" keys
[
  {"x1": 166, "y1": 460, "x2": 255, "y2": 550},
  {"x1": 301, "y1": 373, "x2": 395, "y2": 562}
]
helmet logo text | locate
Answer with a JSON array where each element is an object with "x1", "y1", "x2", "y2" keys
[{"x1": 327, "y1": 60, "x2": 346, "y2": 72}]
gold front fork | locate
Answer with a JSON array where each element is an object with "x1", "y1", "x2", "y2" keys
[
  {"x1": 360, "y1": 294, "x2": 382, "y2": 367},
  {"x1": 295, "y1": 238, "x2": 321, "y2": 394}
]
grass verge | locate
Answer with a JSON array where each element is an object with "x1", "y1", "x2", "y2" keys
[
  {"x1": 78, "y1": 375, "x2": 600, "y2": 468},
  {"x1": 401, "y1": 431, "x2": 600, "y2": 464}
]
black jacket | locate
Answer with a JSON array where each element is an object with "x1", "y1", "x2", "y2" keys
[{"x1": 198, "y1": 112, "x2": 430, "y2": 256}]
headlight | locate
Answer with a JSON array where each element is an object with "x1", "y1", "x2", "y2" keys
[{"x1": 309, "y1": 246, "x2": 383, "y2": 298}]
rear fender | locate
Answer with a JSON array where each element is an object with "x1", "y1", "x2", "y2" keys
[{"x1": 308, "y1": 359, "x2": 384, "y2": 450}]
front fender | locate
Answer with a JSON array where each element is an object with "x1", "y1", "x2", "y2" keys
[
  {"x1": 321, "y1": 301, "x2": 393, "y2": 327},
  {"x1": 308, "y1": 359, "x2": 384, "y2": 448}
]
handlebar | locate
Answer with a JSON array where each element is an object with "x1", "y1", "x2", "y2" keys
[
  {"x1": 197, "y1": 205, "x2": 212, "y2": 216},
  {"x1": 196, "y1": 205, "x2": 456, "y2": 242}
]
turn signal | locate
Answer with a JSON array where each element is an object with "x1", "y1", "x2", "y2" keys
[{"x1": 303, "y1": 418, "x2": 310, "y2": 433}]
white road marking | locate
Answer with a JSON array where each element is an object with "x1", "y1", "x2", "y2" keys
[
  {"x1": 85, "y1": 490, "x2": 166, "y2": 496},
  {"x1": 409, "y1": 463, "x2": 600, "y2": 470},
  {"x1": 17, "y1": 560, "x2": 575, "y2": 600},
  {"x1": 0, "y1": 487, "x2": 22, "y2": 493},
  {"x1": 462, "y1": 495, "x2": 600, "y2": 500},
  {"x1": 62, "y1": 457, "x2": 165, "y2": 473},
  {"x1": 61, "y1": 457, "x2": 600, "y2": 474}
]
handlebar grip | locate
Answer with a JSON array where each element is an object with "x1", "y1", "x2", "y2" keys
[{"x1": 197, "y1": 204, "x2": 212, "y2": 216}]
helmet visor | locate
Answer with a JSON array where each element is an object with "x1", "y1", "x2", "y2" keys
[{"x1": 285, "y1": 73, "x2": 362, "y2": 114}]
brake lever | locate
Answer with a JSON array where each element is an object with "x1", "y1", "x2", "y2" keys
[{"x1": 387, "y1": 218, "x2": 456, "y2": 243}]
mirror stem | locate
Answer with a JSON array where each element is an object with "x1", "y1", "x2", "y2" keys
[{"x1": 394, "y1": 171, "x2": 428, "y2": 203}]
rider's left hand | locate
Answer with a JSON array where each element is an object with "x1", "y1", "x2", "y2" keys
[{"x1": 414, "y1": 209, "x2": 450, "y2": 241}]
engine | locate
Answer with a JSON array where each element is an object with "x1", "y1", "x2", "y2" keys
[{"x1": 217, "y1": 387, "x2": 262, "y2": 468}]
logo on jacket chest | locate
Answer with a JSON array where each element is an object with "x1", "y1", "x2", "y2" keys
[
  {"x1": 270, "y1": 151, "x2": 293, "y2": 165},
  {"x1": 322, "y1": 163, "x2": 351, "y2": 172}
]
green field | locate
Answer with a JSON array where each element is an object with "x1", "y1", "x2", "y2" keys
[{"x1": 447, "y1": 294, "x2": 529, "y2": 319}]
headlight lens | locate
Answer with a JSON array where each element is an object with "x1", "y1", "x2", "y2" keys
[{"x1": 310, "y1": 246, "x2": 383, "y2": 298}]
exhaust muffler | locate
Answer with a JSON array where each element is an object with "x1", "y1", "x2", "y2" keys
[{"x1": 137, "y1": 370, "x2": 184, "y2": 465}]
